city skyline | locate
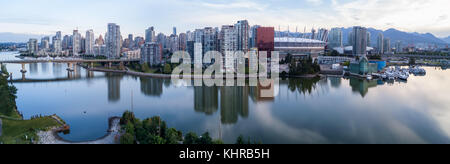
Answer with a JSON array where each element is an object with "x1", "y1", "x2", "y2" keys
[{"x1": 1, "y1": 0, "x2": 450, "y2": 38}]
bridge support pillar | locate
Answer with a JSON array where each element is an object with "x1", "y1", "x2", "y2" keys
[
  {"x1": 109, "y1": 62, "x2": 112, "y2": 68},
  {"x1": 90, "y1": 62, "x2": 94, "y2": 69},
  {"x1": 67, "y1": 63, "x2": 74, "y2": 72},
  {"x1": 20, "y1": 63, "x2": 27, "y2": 73},
  {"x1": 119, "y1": 61, "x2": 124, "y2": 70}
]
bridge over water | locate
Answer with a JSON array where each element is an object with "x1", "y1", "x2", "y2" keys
[{"x1": 0, "y1": 58, "x2": 139, "y2": 73}]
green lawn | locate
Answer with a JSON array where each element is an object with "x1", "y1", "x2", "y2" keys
[{"x1": 0, "y1": 117, "x2": 61, "y2": 144}]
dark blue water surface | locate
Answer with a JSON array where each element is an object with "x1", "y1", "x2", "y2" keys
[{"x1": 2, "y1": 51, "x2": 450, "y2": 144}]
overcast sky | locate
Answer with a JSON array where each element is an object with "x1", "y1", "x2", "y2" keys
[{"x1": 1, "y1": 0, "x2": 450, "y2": 37}]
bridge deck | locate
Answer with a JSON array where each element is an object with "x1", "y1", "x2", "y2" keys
[{"x1": 0, "y1": 59, "x2": 140, "y2": 64}]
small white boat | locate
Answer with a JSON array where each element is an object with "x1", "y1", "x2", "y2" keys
[{"x1": 366, "y1": 75, "x2": 373, "y2": 80}]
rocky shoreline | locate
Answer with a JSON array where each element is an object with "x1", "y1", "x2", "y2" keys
[{"x1": 37, "y1": 117, "x2": 121, "y2": 144}]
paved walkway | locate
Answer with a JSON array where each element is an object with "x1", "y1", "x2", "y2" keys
[
  {"x1": 0, "y1": 118, "x2": 2, "y2": 137},
  {"x1": 37, "y1": 117, "x2": 121, "y2": 144}
]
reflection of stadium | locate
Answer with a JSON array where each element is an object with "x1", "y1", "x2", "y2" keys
[{"x1": 139, "y1": 77, "x2": 163, "y2": 97}]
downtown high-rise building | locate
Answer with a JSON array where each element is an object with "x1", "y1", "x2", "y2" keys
[
  {"x1": 249, "y1": 25, "x2": 261, "y2": 48},
  {"x1": 52, "y1": 35, "x2": 62, "y2": 54},
  {"x1": 235, "y1": 20, "x2": 250, "y2": 52},
  {"x1": 328, "y1": 28, "x2": 343, "y2": 49},
  {"x1": 145, "y1": 27, "x2": 156, "y2": 43},
  {"x1": 352, "y1": 26, "x2": 367, "y2": 56},
  {"x1": 85, "y1": 29, "x2": 95, "y2": 55},
  {"x1": 203, "y1": 27, "x2": 219, "y2": 53},
  {"x1": 366, "y1": 32, "x2": 371, "y2": 47},
  {"x1": 27, "y1": 38, "x2": 38, "y2": 54},
  {"x1": 106, "y1": 23, "x2": 121, "y2": 59},
  {"x1": 173, "y1": 27, "x2": 177, "y2": 36},
  {"x1": 41, "y1": 37, "x2": 50, "y2": 50},
  {"x1": 377, "y1": 33, "x2": 384, "y2": 54},
  {"x1": 384, "y1": 38, "x2": 391, "y2": 54},
  {"x1": 256, "y1": 27, "x2": 274, "y2": 57},
  {"x1": 141, "y1": 42, "x2": 162, "y2": 67},
  {"x1": 178, "y1": 33, "x2": 187, "y2": 51},
  {"x1": 219, "y1": 25, "x2": 237, "y2": 54},
  {"x1": 128, "y1": 34, "x2": 134, "y2": 49},
  {"x1": 72, "y1": 30, "x2": 81, "y2": 56},
  {"x1": 317, "y1": 28, "x2": 329, "y2": 42}
]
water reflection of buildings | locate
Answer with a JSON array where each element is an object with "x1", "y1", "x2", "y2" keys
[
  {"x1": 29, "y1": 63, "x2": 38, "y2": 75},
  {"x1": 139, "y1": 77, "x2": 163, "y2": 97},
  {"x1": 106, "y1": 73, "x2": 123, "y2": 102},
  {"x1": 349, "y1": 78, "x2": 378, "y2": 97},
  {"x1": 192, "y1": 83, "x2": 276, "y2": 124},
  {"x1": 52, "y1": 63, "x2": 63, "y2": 77},
  {"x1": 194, "y1": 86, "x2": 218, "y2": 115},
  {"x1": 41, "y1": 63, "x2": 48, "y2": 74},
  {"x1": 220, "y1": 86, "x2": 249, "y2": 124}
]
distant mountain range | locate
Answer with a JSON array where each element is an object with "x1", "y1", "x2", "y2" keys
[
  {"x1": 440, "y1": 36, "x2": 450, "y2": 44},
  {"x1": 341, "y1": 28, "x2": 447, "y2": 47}
]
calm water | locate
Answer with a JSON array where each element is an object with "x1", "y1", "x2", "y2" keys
[{"x1": 2, "y1": 51, "x2": 450, "y2": 144}]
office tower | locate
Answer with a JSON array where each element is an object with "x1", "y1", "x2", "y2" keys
[
  {"x1": 62, "y1": 35, "x2": 70, "y2": 50},
  {"x1": 328, "y1": 28, "x2": 343, "y2": 48},
  {"x1": 173, "y1": 27, "x2": 177, "y2": 36},
  {"x1": 235, "y1": 20, "x2": 250, "y2": 52},
  {"x1": 348, "y1": 31, "x2": 354, "y2": 46},
  {"x1": 85, "y1": 29, "x2": 94, "y2": 55},
  {"x1": 156, "y1": 33, "x2": 167, "y2": 49},
  {"x1": 352, "y1": 26, "x2": 367, "y2": 56},
  {"x1": 317, "y1": 28, "x2": 329, "y2": 42},
  {"x1": 203, "y1": 27, "x2": 218, "y2": 53},
  {"x1": 27, "y1": 38, "x2": 38, "y2": 54},
  {"x1": 81, "y1": 37, "x2": 86, "y2": 53},
  {"x1": 128, "y1": 34, "x2": 134, "y2": 49},
  {"x1": 72, "y1": 30, "x2": 81, "y2": 56},
  {"x1": 395, "y1": 41, "x2": 402, "y2": 53},
  {"x1": 178, "y1": 33, "x2": 187, "y2": 51},
  {"x1": 219, "y1": 25, "x2": 237, "y2": 54},
  {"x1": 194, "y1": 42, "x2": 202, "y2": 67},
  {"x1": 186, "y1": 41, "x2": 195, "y2": 60},
  {"x1": 41, "y1": 37, "x2": 50, "y2": 50},
  {"x1": 95, "y1": 35, "x2": 105, "y2": 45},
  {"x1": 56, "y1": 31, "x2": 62, "y2": 40},
  {"x1": 377, "y1": 33, "x2": 384, "y2": 54},
  {"x1": 256, "y1": 27, "x2": 275, "y2": 57},
  {"x1": 249, "y1": 25, "x2": 261, "y2": 48},
  {"x1": 135, "y1": 36, "x2": 145, "y2": 48},
  {"x1": 168, "y1": 34, "x2": 179, "y2": 52},
  {"x1": 52, "y1": 35, "x2": 62, "y2": 54},
  {"x1": 145, "y1": 26, "x2": 155, "y2": 43},
  {"x1": 193, "y1": 29, "x2": 204, "y2": 44},
  {"x1": 366, "y1": 32, "x2": 371, "y2": 47},
  {"x1": 106, "y1": 23, "x2": 121, "y2": 59},
  {"x1": 140, "y1": 42, "x2": 162, "y2": 67},
  {"x1": 384, "y1": 38, "x2": 391, "y2": 53}
]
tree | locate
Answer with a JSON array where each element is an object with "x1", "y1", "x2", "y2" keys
[
  {"x1": 165, "y1": 128, "x2": 182, "y2": 144},
  {"x1": 409, "y1": 58, "x2": 416, "y2": 65},
  {"x1": 163, "y1": 64, "x2": 172, "y2": 74},
  {"x1": 236, "y1": 135, "x2": 245, "y2": 144},
  {"x1": 120, "y1": 133, "x2": 135, "y2": 144},
  {"x1": 197, "y1": 132, "x2": 213, "y2": 144},
  {"x1": 184, "y1": 132, "x2": 198, "y2": 144},
  {"x1": 330, "y1": 50, "x2": 339, "y2": 56},
  {"x1": 120, "y1": 110, "x2": 136, "y2": 125}
]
